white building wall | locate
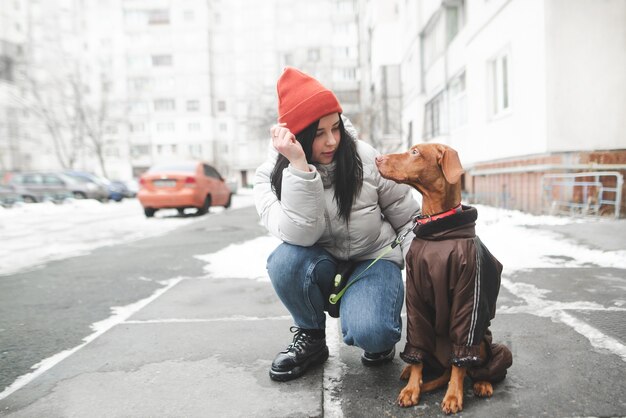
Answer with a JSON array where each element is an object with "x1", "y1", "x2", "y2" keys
[
  {"x1": 545, "y1": 0, "x2": 626, "y2": 152},
  {"x1": 399, "y1": 0, "x2": 423, "y2": 150},
  {"x1": 211, "y1": 0, "x2": 279, "y2": 185},
  {"x1": 454, "y1": 0, "x2": 548, "y2": 166},
  {"x1": 0, "y1": 0, "x2": 28, "y2": 171}
]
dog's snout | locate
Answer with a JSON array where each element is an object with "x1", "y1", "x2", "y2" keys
[{"x1": 375, "y1": 155, "x2": 384, "y2": 164}]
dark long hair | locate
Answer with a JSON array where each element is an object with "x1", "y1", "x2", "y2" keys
[{"x1": 270, "y1": 116, "x2": 363, "y2": 222}]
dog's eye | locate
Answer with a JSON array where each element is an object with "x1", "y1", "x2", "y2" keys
[{"x1": 410, "y1": 149, "x2": 419, "y2": 156}]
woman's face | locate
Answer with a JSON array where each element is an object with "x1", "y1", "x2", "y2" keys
[{"x1": 311, "y1": 113, "x2": 341, "y2": 164}]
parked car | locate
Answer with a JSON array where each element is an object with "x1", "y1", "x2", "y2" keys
[
  {"x1": 110, "y1": 180, "x2": 136, "y2": 198},
  {"x1": 0, "y1": 185, "x2": 23, "y2": 208},
  {"x1": 64, "y1": 171, "x2": 123, "y2": 202},
  {"x1": 7, "y1": 171, "x2": 108, "y2": 202},
  {"x1": 138, "y1": 161, "x2": 232, "y2": 217}
]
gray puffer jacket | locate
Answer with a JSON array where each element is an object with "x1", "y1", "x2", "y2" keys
[{"x1": 253, "y1": 129, "x2": 420, "y2": 268}]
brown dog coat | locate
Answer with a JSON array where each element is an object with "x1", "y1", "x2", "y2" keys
[{"x1": 400, "y1": 205, "x2": 512, "y2": 382}]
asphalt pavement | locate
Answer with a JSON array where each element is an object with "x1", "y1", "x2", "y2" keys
[{"x1": 1, "y1": 206, "x2": 625, "y2": 417}]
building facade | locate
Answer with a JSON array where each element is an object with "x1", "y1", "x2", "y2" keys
[
  {"x1": 0, "y1": 0, "x2": 27, "y2": 173},
  {"x1": 399, "y1": 0, "x2": 626, "y2": 216}
]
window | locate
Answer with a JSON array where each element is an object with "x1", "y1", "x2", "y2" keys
[
  {"x1": 449, "y1": 71, "x2": 467, "y2": 130},
  {"x1": 333, "y1": 67, "x2": 357, "y2": 82},
  {"x1": 188, "y1": 144, "x2": 202, "y2": 155},
  {"x1": 217, "y1": 100, "x2": 226, "y2": 112},
  {"x1": 0, "y1": 55, "x2": 14, "y2": 82},
  {"x1": 156, "y1": 122, "x2": 175, "y2": 132},
  {"x1": 188, "y1": 122, "x2": 201, "y2": 132},
  {"x1": 123, "y1": 10, "x2": 146, "y2": 26},
  {"x1": 129, "y1": 122, "x2": 145, "y2": 133},
  {"x1": 104, "y1": 125, "x2": 118, "y2": 134},
  {"x1": 152, "y1": 54, "x2": 172, "y2": 67},
  {"x1": 421, "y1": 14, "x2": 446, "y2": 71},
  {"x1": 105, "y1": 146, "x2": 120, "y2": 157},
  {"x1": 488, "y1": 50, "x2": 511, "y2": 117},
  {"x1": 203, "y1": 164, "x2": 221, "y2": 179},
  {"x1": 128, "y1": 78, "x2": 150, "y2": 93},
  {"x1": 308, "y1": 48, "x2": 320, "y2": 62},
  {"x1": 186, "y1": 100, "x2": 199, "y2": 111},
  {"x1": 219, "y1": 122, "x2": 227, "y2": 132},
  {"x1": 445, "y1": 0, "x2": 465, "y2": 44},
  {"x1": 127, "y1": 55, "x2": 148, "y2": 70},
  {"x1": 154, "y1": 99, "x2": 175, "y2": 111},
  {"x1": 154, "y1": 77, "x2": 175, "y2": 91},
  {"x1": 148, "y1": 9, "x2": 169, "y2": 25},
  {"x1": 129, "y1": 101, "x2": 148, "y2": 114},
  {"x1": 423, "y1": 91, "x2": 446, "y2": 140},
  {"x1": 184, "y1": 10, "x2": 194, "y2": 21},
  {"x1": 43, "y1": 175, "x2": 63, "y2": 186},
  {"x1": 131, "y1": 145, "x2": 150, "y2": 157}
]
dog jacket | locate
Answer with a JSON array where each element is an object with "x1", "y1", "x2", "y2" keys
[{"x1": 400, "y1": 205, "x2": 512, "y2": 382}]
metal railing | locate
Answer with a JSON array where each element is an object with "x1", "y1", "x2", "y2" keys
[{"x1": 541, "y1": 171, "x2": 623, "y2": 218}]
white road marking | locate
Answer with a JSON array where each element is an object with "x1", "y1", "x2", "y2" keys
[
  {"x1": 124, "y1": 315, "x2": 292, "y2": 324},
  {"x1": 0, "y1": 277, "x2": 183, "y2": 401},
  {"x1": 323, "y1": 315, "x2": 346, "y2": 418},
  {"x1": 500, "y1": 278, "x2": 626, "y2": 362}
]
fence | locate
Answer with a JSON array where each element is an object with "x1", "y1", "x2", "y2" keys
[{"x1": 541, "y1": 171, "x2": 623, "y2": 218}]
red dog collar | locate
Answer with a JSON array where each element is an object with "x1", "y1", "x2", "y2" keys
[{"x1": 416, "y1": 204, "x2": 462, "y2": 225}]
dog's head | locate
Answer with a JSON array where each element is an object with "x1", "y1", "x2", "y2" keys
[{"x1": 375, "y1": 143, "x2": 465, "y2": 195}]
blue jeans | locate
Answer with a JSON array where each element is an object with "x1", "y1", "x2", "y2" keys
[{"x1": 267, "y1": 243, "x2": 404, "y2": 353}]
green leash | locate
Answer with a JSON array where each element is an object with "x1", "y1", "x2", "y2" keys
[{"x1": 328, "y1": 220, "x2": 417, "y2": 305}]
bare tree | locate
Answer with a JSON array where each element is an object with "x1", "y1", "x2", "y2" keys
[
  {"x1": 75, "y1": 72, "x2": 114, "y2": 178},
  {"x1": 20, "y1": 69, "x2": 85, "y2": 169}
]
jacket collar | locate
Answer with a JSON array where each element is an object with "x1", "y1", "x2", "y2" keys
[{"x1": 413, "y1": 205, "x2": 478, "y2": 239}]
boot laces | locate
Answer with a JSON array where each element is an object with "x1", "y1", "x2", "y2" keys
[{"x1": 286, "y1": 326, "x2": 311, "y2": 354}]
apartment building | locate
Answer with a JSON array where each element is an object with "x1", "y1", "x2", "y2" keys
[
  {"x1": 358, "y1": 0, "x2": 403, "y2": 153},
  {"x1": 118, "y1": 1, "x2": 216, "y2": 178},
  {"x1": 0, "y1": 0, "x2": 27, "y2": 172},
  {"x1": 400, "y1": 0, "x2": 626, "y2": 215},
  {"x1": 274, "y1": 0, "x2": 361, "y2": 129},
  {"x1": 0, "y1": 0, "x2": 90, "y2": 173}
]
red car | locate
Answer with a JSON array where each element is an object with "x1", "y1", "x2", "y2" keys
[{"x1": 138, "y1": 162, "x2": 232, "y2": 217}]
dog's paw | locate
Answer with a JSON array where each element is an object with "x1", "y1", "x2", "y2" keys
[
  {"x1": 397, "y1": 386, "x2": 421, "y2": 407},
  {"x1": 399, "y1": 365, "x2": 412, "y2": 380},
  {"x1": 473, "y1": 381, "x2": 493, "y2": 398},
  {"x1": 441, "y1": 392, "x2": 463, "y2": 414}
]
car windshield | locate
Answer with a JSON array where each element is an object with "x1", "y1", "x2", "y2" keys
[{"x1": 148, "y1": 163, "x2": 196, "y2": 173}]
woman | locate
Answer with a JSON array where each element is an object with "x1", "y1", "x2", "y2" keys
[{"x1": 254, "y1": 67, "x2": 420, "y2": 382}]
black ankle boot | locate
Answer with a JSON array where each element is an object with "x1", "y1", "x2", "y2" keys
[{"x1": 269, "y1": 326, "x2": 329, "y2": 382}]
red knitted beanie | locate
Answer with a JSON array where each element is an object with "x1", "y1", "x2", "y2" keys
[{"x1": 276, "y1": 67, "x2": 343, "y2": 135}]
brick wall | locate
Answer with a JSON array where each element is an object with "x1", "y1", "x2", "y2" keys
[{"x1": 464, "y1": 150, "x2": 626, "y2": 217}]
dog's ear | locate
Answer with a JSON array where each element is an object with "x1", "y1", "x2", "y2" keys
[{"x1": 439, "y1": 147, "x2": 465, "y2": 184}]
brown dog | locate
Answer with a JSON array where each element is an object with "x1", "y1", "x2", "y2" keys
[{"x1": 375, "y1": 143, "x2": 512, "y2": 414}]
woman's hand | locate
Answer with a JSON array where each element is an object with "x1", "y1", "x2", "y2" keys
[{"x1": 271, "y1": 123, "x2": 310, "y2": 172}]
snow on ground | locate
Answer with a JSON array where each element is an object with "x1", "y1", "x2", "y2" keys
[
  {"x1": 0, "y1": 189, "x2": 255, "y2": 277},
  {"x1": 197, "y1": 204, "x2": 626, "y2": 363},
  {"x1": 199, "y1": 204, "x2": 626, "y2": 280},
  {"x1": 2, "y1": 193, "x2": 626, "y2": 401}
]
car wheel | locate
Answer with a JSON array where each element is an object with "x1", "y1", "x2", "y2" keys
[
  {"x1": 23, "y1": 195, "x2": 37, "y2": 203},
  {"x1": 197, "y1": 195, "x2": 211, "y2": 215},
  {"x1": 144, "y1": 207, "x2": 156, "y2": 218},
  {"x1": 224, "y1": 193, "x2": 232, "y2": 209},
  {"x1": 177, "y1": 208, "x2": 185, "y2": 215},
  {"x1": 73, "y1": 191, "x2": 87, "y2": 199}
]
